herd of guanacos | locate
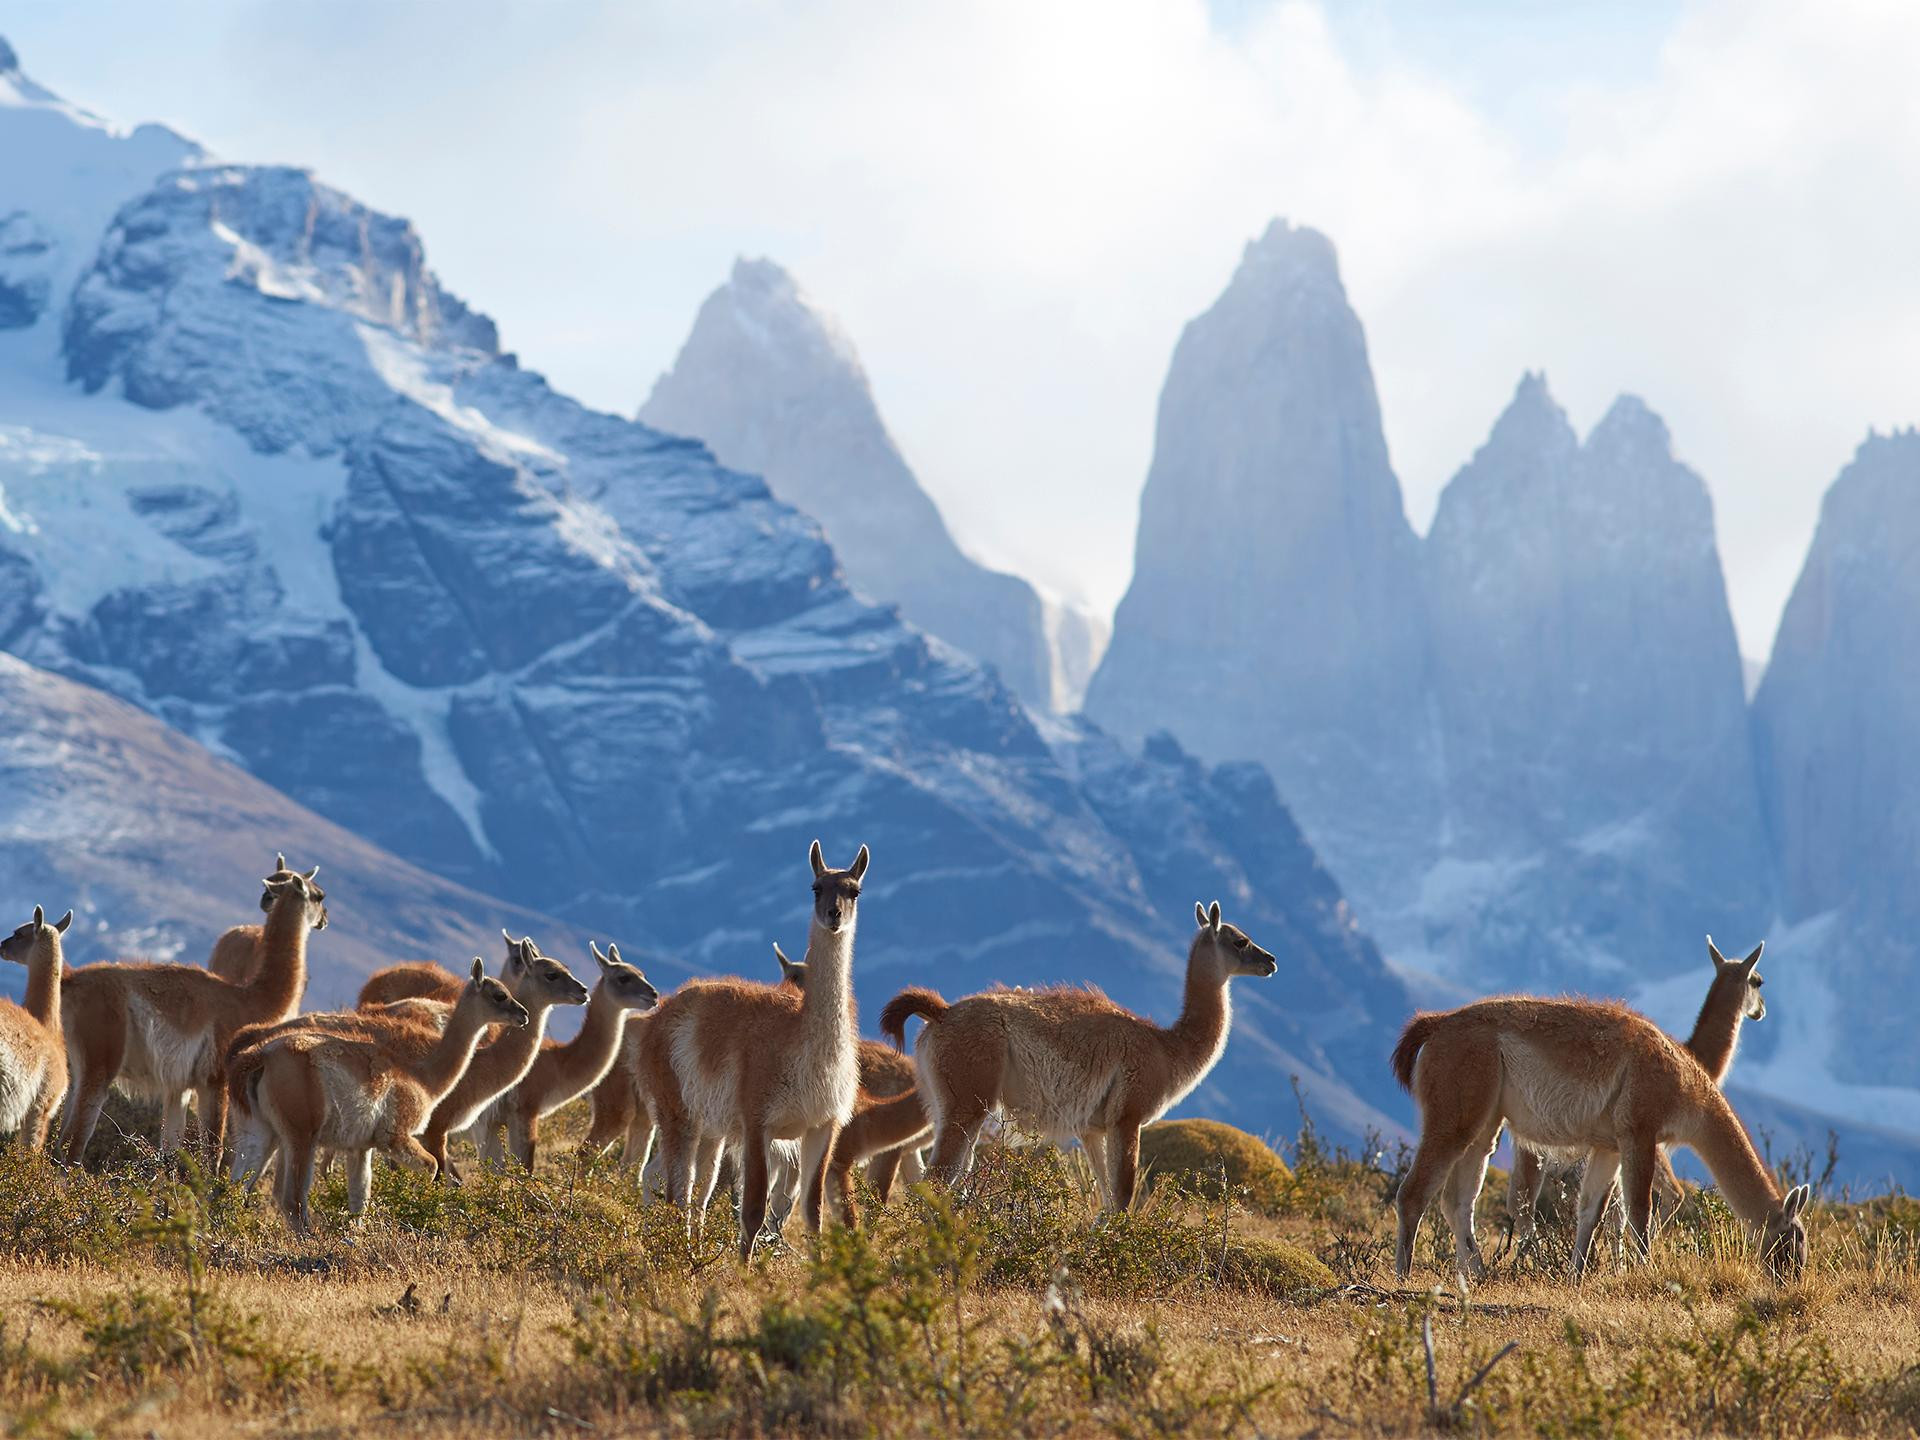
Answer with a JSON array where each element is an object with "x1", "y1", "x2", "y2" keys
[{"x1": 0, "y1": 840, "x2": 1809, "y2": 1276}]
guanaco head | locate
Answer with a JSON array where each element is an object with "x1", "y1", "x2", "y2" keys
[
  {"x1": 504, "y1": 934, "x2": 589, "y2": 1009},
  {"x1": 589, "y1": 940, "x2": 660, "y2": 1012},
  {"x1": 257, "y1": 852, "x2": 292, "y2": 913},
  {"x1": 463, "y1": 956, "x2": 531, "y2": 1028},
  {"x1": 808, "y1": 840, "x2": 868, "y2": 935},
  {"x1": 262, "y1": 866, "x2": 327, "y2": 931},
  {"x1": 1192, "y1": 900, "x2": 1277, "y2": 980},
  {"x1": 1762, "y1": 1183, "x2": 1811, "y2": 1280},
  {"x1": 772, "y1": 941, "x2": 808, "y2": 990},
  {"x1": 0, "y1": 905, "x2": 72, "y2": 966},
  {"x1": 1705, "y1": 935, "x2": 1766, "y2": 1020}
]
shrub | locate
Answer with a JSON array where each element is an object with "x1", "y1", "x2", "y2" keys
[{"x1": 1140, "y1": 1119, "x2": 1293, "y2": 1214}]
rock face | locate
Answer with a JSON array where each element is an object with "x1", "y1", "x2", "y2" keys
[
  {"x1": 1752, "y1": 430, "x2": 1920, "y2": 1085},
  {"x1": 641, "y1": 259, "x2": 1058, "y2": 709},
  {"x1": 1085, "y1": 220, "x2": 1440, "y2": 913},
  {"x1": 1090, "y1": 225, "x2": 1770, "y2": 996},
  {"x1": 0, "y1": 54, "x2": 1419, "y2": 1141},
  {"x1": 1423, "y1": 376, "x2": 1771, "y2": 986}
]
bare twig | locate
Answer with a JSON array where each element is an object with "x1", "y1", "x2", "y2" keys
[{"x1": 1422, "y1": 1313, "x2": 1438, "y2": 1414}]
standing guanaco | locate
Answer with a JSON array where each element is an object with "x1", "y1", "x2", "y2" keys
[{"x1": 0, "y1": 907, "x2": 72, "y2": 1151}]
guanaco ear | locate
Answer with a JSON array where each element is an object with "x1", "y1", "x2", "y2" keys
[
  {"x1": 54, "y1": 910, "x2": 72, "y2": 934},
  {"x1": 772, "y1": 941, "x2": 790, "y2": 967},
  {"x1": 589, "y1": 940, "x2": 610, "y2": 973},
  {"x1": 1783, "y1": 1184, "x2": 1810, "y2": 1221},
  {"x1": 1207, "y1": 901, "x2": 1222, "y2": 931},
  {"x1": 32, "y1": 905, "x2": 44, "y2": 929},
  {"x1": 1706, "y1": 935, "x2": 1729, "y2": 968},
  {"x1": 850, "y1": 844, "x2": 869, "y2": 881},
  {"x1": 1740, "y1": 941, "x2": 1764, "y2": 975},
  {"x1": 809, "y1": 839, "x2": 826, "y2": 878},
  {"x1": 469, "y1": 956, "x2": 485, "y2": 983},
  {"x1": 1195, "y1": 901, "x2": 1208, "y2": 928},
  {"x1": 607, "y1": 943, "x2": 622, "y2": 965},
  {"x1": 274, "y1": 852, "x2": 287, "y2": 872},
  {"x1": 303, "y1": 865, "x2": 319, "y2": 882}
]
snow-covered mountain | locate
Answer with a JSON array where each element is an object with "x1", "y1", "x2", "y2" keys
[
  {"x1": 0, "y1": 44, "x2": 1414, "y2": 1141},
  {"x1": 641, "y1": 258, "x2": 1091, "y2": 710},
  {"x1": 1085, "y1": 220, "x2": 1441, "y2": 910},
  {"x1": 0, "y1": 650, "x2": 608, "y2": 1006}
]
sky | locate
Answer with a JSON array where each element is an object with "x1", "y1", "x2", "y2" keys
[{"x1": 8, "y1": 0, "x2": 1920, "y2": 657}]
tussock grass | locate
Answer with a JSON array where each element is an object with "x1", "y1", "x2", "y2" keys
[{"x1": 0, "y1": 1104, "x2": 1913, "y2": 1437}]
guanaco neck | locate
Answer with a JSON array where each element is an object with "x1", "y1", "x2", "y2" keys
[
  {"x1": 548, "y1": 983, "x2": 631, "y2": 1095},
  {"x1": 1684, "y1": 1087, "x2": 1782, "y2": 1229},
  {"x1": 415, "y1": 1001, "x2": 499, "y2": 1102},
  {"x1": 1166, "y1": 940, "x2": 1230, "y2": 1081},
  {"x1": 801, "y1": 914, "x2": 856, "y2": 1037},
  {"x1": 244, "y1": 893, "x2": 312, "y2": 1019},
  {"x1": 24, "y1": 935, "x2": 63, "y2": 1034},
  {"x1": 458, "y1": 994, "x2": 557, "y2": 1094},
  {"x1": 1685, "y1": 974, "x2": 1750, "y2": 1082}
]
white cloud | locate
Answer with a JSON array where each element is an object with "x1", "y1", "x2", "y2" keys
[{"x1": 9, "y1": 0, "x2": 1919, "y2": 650}]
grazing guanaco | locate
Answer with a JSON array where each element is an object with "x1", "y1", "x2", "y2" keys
[
  {"x1": 882, "y1": 901, "x2": 1276, "y2": 1211},
  {"x1": 0, "y1": 907, "x2": 72, "y2": 1151},
  {"x1": 474, "y1": 942, "x2": 657, "y2": 1171},
  {"x1": 1508, "y1": 937, "x2": 1767, "y2": 1249},
  {"x1": 1391, "y1": 994, "x2": 1812, "y2": 1283},
  {"x1": 59, "y1": 864, "x2": 326, "y2": 1166},
  {"x1": 206, "y1": 853, "x2": 292, "y2": 983},
  {"x1": 418, "y1": 941, "x2": 589, "y2": 1181},
  {"x1": 235, "y1": 958, "x2": 528, "y2": 1231},
  {"x1": 638, "y1": 840, "x2": 867, "y2": 1258}
]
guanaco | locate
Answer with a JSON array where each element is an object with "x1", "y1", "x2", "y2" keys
[
  {"x1": 638, "y1": 840, "x2": 867, "y2": 1258},
  {"x1": 1391, "y1": 994, "x2": 1812, "y2": 1282},
  {"x1": 59, "y1": 864, "x2": 326, "y2": 1166},
  {"x1": 474, "y1": 942, "x2": 658, "y2": 1170},
  {"x1": 1508, "y1": 937, "x2": 1766, "y2": 1249},
  {"x1": 206, "y1": 853, "x2": 293, "y2": 983},
  {"x1": 0, "y1": 907, "x2": 72, "y2": 1151},
  {"x1": 225, "y1": 996, "x2": 450, "y2": 1190},
  {"x1": 235, "y1": 958, "x2": 528, "y2": 1231},
  {"x1": 418, "y1": 940, "x2": 589, "y2": 1181},
  {"x1": 882, "y1": 901, "x2": 1276, "y2": 1211}
]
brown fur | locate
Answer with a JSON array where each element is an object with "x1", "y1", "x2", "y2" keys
[
  {"x1": 895, "y1": 902, "x2": 1276, "y2": 1212},
  {"x1": 417, "y1": 940, "x2": 588, "y2": 1181},
  {"x1": 1507, "y1": 938, "x2": 1767, "y2": 1244},
  {"x1": 1391, "y1": 994, "x2": 1811, "y2": 1282},
  {"x1": 826, "y1": 1040, "x2": 928, "y2": 1225},
  {"x1": 248, "y1": 959, "x2": 529, "y2": 1231},
  {"x1": 0, "y1": 907, "x2": 73, "y2": 1151},
  {"x1": 482, "y1": 942, "x2": 657, "y2": 1171},
  {"x1": 357, "y1": 961, "x2": 465, "y2": 1009},
  {"x1": 582, "y1": 940, "x2": 812, "y2": 1170},
  {"x1": 204, "y1": 854, "x2": 296, "y2": 985},
  {"x1": 638, "y1": 841, "x2": 868, "y2": 1259},
  {"x1": 58, "y1": 865, "x2": 326, "y2": 1166}
]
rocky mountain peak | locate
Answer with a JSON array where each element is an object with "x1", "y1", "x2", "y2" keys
[
  {"x1": 640, "y1": 260, "x2": 1059, "y2": 709},
  {"x1": 0, "y1": 36, "x2": 18, "y2": 75}
]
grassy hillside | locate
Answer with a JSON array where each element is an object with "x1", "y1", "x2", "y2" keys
[{"x1": 0, "y1": 1110, "x2": 1915, "y2": 1437}]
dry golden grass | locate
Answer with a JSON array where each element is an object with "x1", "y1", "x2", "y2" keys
[{"x1": 0, "y1": 1103, "x2": 1915, "y2": 1438}]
